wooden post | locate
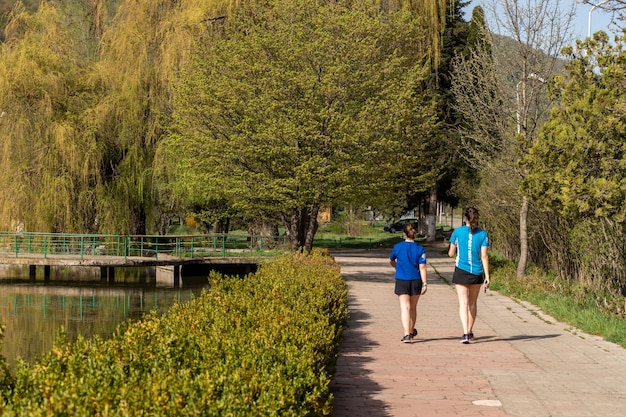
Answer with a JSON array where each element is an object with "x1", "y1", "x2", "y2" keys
[{"x1": 174, "y1": 265, "x2": 180, "y2": 288}]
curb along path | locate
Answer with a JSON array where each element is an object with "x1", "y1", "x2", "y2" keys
[{"x1": 329, "y1": 244, "x2": 626, "y2": 417}]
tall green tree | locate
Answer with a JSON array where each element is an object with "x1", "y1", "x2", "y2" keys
[
  {"x1": 87, "y1": 0, "x2": 262, "y2": 234},
  {"x1": 523, "y1": 32, "x2": 626, "y2": 224},
  {"x1": 420, "y1": 0, "x2": 470, "y2": 241},
  {"x1": 465, "y1": 5, "x2": 491, "y2": 56},
  {"x1": 86, "y1": 0, "x2": 182, "y2": 234},
  {"x1": 165, "y1": 0, "x2": 438, "y2": 251},
  {"x1": 522, "y1": 32, "x2": 626, "y2": 293}
]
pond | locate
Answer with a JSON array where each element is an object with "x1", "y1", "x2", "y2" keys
[{"x1": 0, "y1": 268, "x2": 210, "y2": 370}]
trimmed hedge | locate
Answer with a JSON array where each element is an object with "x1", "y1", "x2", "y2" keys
[{"x1": 0, "y1": 250, "x2": 348, "y2": 416}]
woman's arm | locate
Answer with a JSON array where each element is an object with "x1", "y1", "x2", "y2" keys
[
  {"x1": 481, "y1": 245, "x2": 490, "y2": 287},
  {"x1": 448, "y1": 243, "x2": 457, "y2": 258}
]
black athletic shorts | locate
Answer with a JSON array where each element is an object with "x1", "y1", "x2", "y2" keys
[
  {"x1": 452, "y1": 267, "x2": 484, "y2": 285},
  {"x1": 394, "y1": 279, "x2": 423, "y2": 296}
]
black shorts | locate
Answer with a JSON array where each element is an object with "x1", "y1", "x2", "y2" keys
[
  {"x1": 452, "y1": 267, "x2": 484, "y2": 285},
  {"x1": 394, "y1": 279, "x2": 423, "y2": 296}
]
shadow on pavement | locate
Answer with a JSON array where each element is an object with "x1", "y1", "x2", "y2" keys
[
  {"x1": 499, "y1": 333, "x2": 561, "y2": 342},
  {"x1": 447, "y1": 334, "x2": 561, "y2": 344},
  {"x1": 330, "y1": 292, "x2": 393, "y2": 417}
]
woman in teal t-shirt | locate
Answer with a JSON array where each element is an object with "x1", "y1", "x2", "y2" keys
[{"x1": 448, "y1": 207, "x2": 490, "y2": 344}]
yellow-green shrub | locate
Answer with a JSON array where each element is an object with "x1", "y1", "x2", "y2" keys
[{"x1": 0, "y1": 251, "x2": 348, "y2": 416}]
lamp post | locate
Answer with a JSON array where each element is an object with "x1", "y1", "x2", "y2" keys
[{"x1": 588, "y1": 0, "x2": 609, "y2": 38}]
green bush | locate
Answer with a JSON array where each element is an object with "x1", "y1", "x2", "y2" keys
[
  {"x1": 0, "y1": 327, "x2": 11, "y2": 390},
  {"x1": 0, "y1": 251, "x2": 348, "y2": 416}
]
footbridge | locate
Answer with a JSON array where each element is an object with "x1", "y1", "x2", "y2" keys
[{"x1": 0, "y1": 232, "x2": 286, "y2": 286}]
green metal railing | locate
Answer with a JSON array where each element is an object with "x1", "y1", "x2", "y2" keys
[{"x1": 0, "y1": 232, "x2": 288, "y2": 260}]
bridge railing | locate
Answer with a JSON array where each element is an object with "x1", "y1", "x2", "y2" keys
[{"x1": 0, "y1": 232, "x2": 288, "y2": 260}]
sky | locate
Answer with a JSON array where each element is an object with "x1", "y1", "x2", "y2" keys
[{"x1": 467, "y1": 1, "x2": 618, "y2": 42}]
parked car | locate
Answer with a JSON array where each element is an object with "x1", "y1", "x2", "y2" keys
[{"x1": 384, "y1": 218, "x2": 418, "y2": 233}]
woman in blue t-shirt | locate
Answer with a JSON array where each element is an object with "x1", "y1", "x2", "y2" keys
[
  {"x1": 389, "y1": 223, "x2": 428, "y2": 343},
  {"x1": 448, "y1": 207, "x2": 490, "y2": 344}
]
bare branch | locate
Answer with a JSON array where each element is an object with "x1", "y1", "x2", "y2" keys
[{"x1": 579, "y1": 0, "x2": 626, "y2": 12}]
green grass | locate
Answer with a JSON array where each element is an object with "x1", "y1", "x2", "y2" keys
[
  {"x1": 490, "y1": 258, "x2": 626, "y2": 349},
  {"x1": 313, "y1": 221, "x2": 396, "y2": 249},
  {"x1": 528, "y1": 294, "x2": 626, "y2": 346},
  {"x1": 312, "y1": 220, "x2": 452, "y2": 249},
  {"x1": 313, "y1": 233, "x2": 404, "y2": 249}
]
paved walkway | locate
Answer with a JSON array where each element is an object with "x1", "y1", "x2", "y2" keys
[{"x1": 329, "y1": 243, "x2": 626, "y2": 417}]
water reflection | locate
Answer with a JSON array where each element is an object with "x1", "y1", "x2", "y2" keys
[{"x1": 0, "y1": 278, "x2": 208, "y2": 370}]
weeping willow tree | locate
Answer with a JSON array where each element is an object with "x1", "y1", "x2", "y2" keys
[
  {"x1": 377, "y1": 0, "x2": 454, "y2": 66},
  {"x1": 0, "y1": 1, "x2": 106, "y2": 232},
  {"x1": 0, "y1": 0, "x2": 234, "y2": 233},
  {"x1": 405, "y1": 0, "x2": 452, "y2": 73},
  {"x1": 81, "y1": 0, "x2": 246, "y2": 234}
]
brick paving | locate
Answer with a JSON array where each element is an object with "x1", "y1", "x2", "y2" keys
[{"x1": 329, "y1": 243, "x2": 626, "y2": 417}]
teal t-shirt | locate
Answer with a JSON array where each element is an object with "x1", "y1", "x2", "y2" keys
[{"x1": 449, "y1": 226, "x2": 489, "y2": 275}]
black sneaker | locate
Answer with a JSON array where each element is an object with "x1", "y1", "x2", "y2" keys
[
  {"x1": 401, "y1": 334, "x2": 413, "y2": 343},
  {"x1": 468, "y1": 332, "x2": 474, "y2": 340},
  {"x1": 460, "y1": 334, "x2": 470, "y2": 344},
  {"x1": 411, "y1": 328, "x2": 418, "y2": 338}
]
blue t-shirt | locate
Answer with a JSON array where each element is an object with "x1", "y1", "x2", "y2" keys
[
  {"x1": 389, "y1": 241, "x2": 427, "y2": 280},
  {"x1": 449, "y1": 225, "x2": 489, "y2": 275}
]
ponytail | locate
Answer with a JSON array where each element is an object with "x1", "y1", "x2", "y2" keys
[
  {"x1": 402, "y1": 222, "x2": 418, "y2": 240},
  {"x1": 464, "y1": 207, "x2": 479, "y2": 232}
]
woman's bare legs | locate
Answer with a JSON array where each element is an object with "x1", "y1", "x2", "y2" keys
[
  {"x1": 398, "y1": 294, "x2": 420, "y2": 336},
  {"x1": 455, "y1": 284, "x2": 470, "y2": 334},
  {"x1": 455, "y1": 283, "x2": 482, "y2": 336},
  {"x1": 467, "y1": 284, "x2": 482, "y2": 334}
]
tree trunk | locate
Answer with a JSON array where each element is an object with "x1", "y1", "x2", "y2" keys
[
  {"x1": 426, "y1": 186, "x2": 437, "y2": 242},
  {"x1": 213, "y1": 218, "x2": 230, "y2": 234},
  {"x1": 516, "y1": 196, "x2": 529, "y2": 278},
  {"x1": 296, "y1": 207, "x2": 308, "y2": 250},
  {"x1": 281, "y1": 205, "x2": 319, "y2": 253},
  {"x1": 130, "y1": 206, "x2": 146, "y2": 235},
  {"x1": 281, "y1": 209, "x2": 300, "y2": 251},
  {"x1": 303, "y1": 205, "x2": 319, "y2": 253}
]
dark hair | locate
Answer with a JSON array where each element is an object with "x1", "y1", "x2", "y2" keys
[
  {"x1": 464, "y1": 207, "x2": 479, "y2": 232},
  {"x1": 402, "y1": 222, "x2": 418, "y2": 240}
]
